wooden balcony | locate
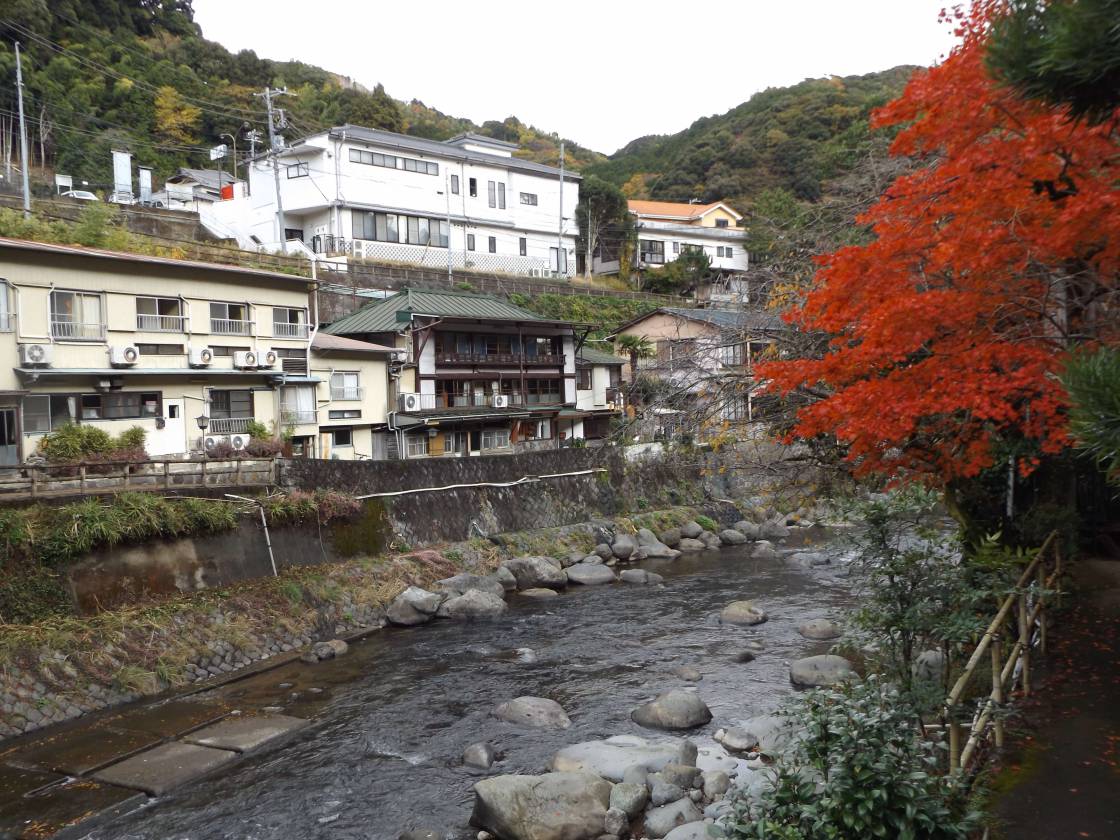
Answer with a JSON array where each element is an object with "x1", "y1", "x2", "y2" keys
[{"x1": 434, "y1": 352, "x2": 564, "y2": 366}]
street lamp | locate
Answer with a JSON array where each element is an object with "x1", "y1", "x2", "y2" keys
[
  {"x1": 220, "y1": 132, "x2": 238, "y2": 184},
  {"x1": 196, "y1": 414, "x2": 209, "y2": 459}
]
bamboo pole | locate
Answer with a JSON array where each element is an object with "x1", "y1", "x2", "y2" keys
[
  {"x1": 1019, "y1": 591, "x2": 1031, "y2": 697},
  {"x1": 991, "y1": 633, "x2": 1004, "y2": 749}
]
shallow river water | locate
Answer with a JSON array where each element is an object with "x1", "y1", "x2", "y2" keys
[{"x1": 103, "y1": 531, "x2": 851, "y2": 840}]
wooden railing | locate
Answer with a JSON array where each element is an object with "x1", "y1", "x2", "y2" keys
[{"x1": 943, "y1": 530, "x2": 1062, "y2": 771}]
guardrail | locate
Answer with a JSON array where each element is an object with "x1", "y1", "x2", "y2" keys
[
  {"x1": 942, "y1": 530, "x2": 1062, "y2": 772},
  {"x1": 0, "y1": 457, "x2": 279, "y2": 501}
]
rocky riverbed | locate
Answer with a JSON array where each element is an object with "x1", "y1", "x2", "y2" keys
[{"x1": 97, "y1": 518, "x2": 854, "y2": 840}]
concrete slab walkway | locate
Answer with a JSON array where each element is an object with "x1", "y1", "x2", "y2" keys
[{"x1": 991, "y1": 558, "x2": 1120, "y2": 839}]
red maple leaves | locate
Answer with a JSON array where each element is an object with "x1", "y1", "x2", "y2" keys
[{"x1": 759, "y1": 1, "x2": 1119, "y2": 485}]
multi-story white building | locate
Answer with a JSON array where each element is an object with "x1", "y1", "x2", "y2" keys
[{"x1": 207, "y1": 127, "x2": 580, "y2": 278}]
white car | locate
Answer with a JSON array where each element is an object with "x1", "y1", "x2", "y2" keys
[{"x1": 61, "y1": 190, "x2": 100, "y2": 201}]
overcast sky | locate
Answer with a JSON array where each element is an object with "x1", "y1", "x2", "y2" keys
[{"x1": 192, "y1": 0, "x2": 961, "y2": 154}]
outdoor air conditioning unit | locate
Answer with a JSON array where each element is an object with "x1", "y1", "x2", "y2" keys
[
  {"x1": 109, "y1": 344, "x2": 140, "y2": 367},
  {"x1": 491, "y1": 394, "x2": 510, "y2": 409},
  {"x1": 258, "y1": 349, "x2": 278, "y2": 369},
  {"x1": 233, "y1": 350, "x2": 258, "y2": 369},
  {"x1": 400, "y1": 392, "x2": 422, "y2": 412},
  {"x1": 204, "y1": 434, "x2": 229, "y2": 451},
  {"x1": 18, "y1": 343, "x2": 53, "y2": 367},
  {"x1": 189, "y1": 347, "x2": 214, "y2": 367},
  {"x1": 230, "y1": 433, "x2": 249, "y2": 451}
]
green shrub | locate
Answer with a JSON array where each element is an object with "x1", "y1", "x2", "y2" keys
[
  {"x1": 116, "y1": 426, "x2": 147, "y2": 450},
  {"x1": 695, "y1": 514, "x2": 718, "y2": 532},
  {"x1": 36, "y1": 423, "x2": 149, "y2": 462},
  {"x1": 245, "y1": 420, "x2": 270, "y2": 440}
]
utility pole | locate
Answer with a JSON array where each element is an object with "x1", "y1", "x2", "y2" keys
[
  {"x1": 557, "y1": 140, "x2": 565, "y2": 275},
  {"x1": 14, "y1": 42, "x2": 31, "y2": 219},
  {"x1": 584, "y1": 198, "x2": 593, "y2": 279},
  {"x1": 444, "y1": 171, "x2": 453, "y2": 282},
  {"x1": 254, "y1": 87, "x2": 289, "y2": 247}
]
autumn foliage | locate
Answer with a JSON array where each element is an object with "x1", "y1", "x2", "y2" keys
[{"x1": 759, "y1": 1, "x2": 1119, "y2": 484}]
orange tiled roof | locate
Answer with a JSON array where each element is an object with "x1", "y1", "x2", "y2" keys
[{"x1": 627, "y1": 200, "x2": 739, "y2": 220}]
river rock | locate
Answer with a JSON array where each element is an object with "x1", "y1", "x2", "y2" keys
[
  {"x1": 564, "y1": 552, "x2": 586, "y2": 569},
  {"x1": 788, "y1": 551, "x2": 829, "y2": 568},
  {"x1": 593, "y1": 543, "x2": 614, "y2": 561},
  {"x1": 660, "y1": 528, "x2": 682, "y2": 548},
  {"x1": 913, "y1": 649, "x2": 946, "y2": 683},
  {"x1": 494, "y1": 566, "x2": 518, "y2": 592},
  {"x1": 659, "y1": 764, "x2": 701, "y2": 789},
  {"x1": 719, "y1": 529, "x2": 747, "y2": 545},
  {"x1": 680, "y1": 521, "x2": 703, "y2": 539},
  {"x1": 566, "y1": 564, "x2": 617, "y2": 586},
  {"x1": 620, "y1": 569, "x2": 663, "y2": 585},
  {"x1": 751, "y1": 541, "x2": 779, "y2": 560},
  {"x1": 670, "y1": 665, "x2": 702, "y2": 682},
  {"x1": 702, "y1": 771, "x2": 730, "y2": 799},
  {"x1": 436, "y1": 574, "x2": 506, "y2": 600},
  {"x1": 603, "y1": 807, "x2": 629, "y2": 837},
  {"x1": 522, "y1": 588, "x2": 560, "y2": 599},
  {"x1": 438, "y1": 590, "x2": 509, "y2": 619},
  {"x1": 609, "y1": 782, "x2": 648, "y2": 818},
  {"x1": 677, "y1": 739, "x2": 698, "y2": 767},
  {"x1": 733, "y1": 520, "x2": 760, "y2": 539},
  {"x1": 644, "y1": 799, "x2": 703, "y2": 839},
  {"x1": 677, "y1": 538, "x2": 706, "y2": 553},
  {"x1": 760, "y1": 521, "x2": 791, "y2": 540},
  {"x1": 720, "y1": 601, "x2": 768, "y2": 626},
  {"x1": 663, "y1": 823, "x2": 709, "y2": 840},
  {"x1": 631, "y1": 690, "x2": 712, "y2": 730},
  {"x1": 611, "y1": 534, "x2": 636, "y2": 560},
  {"x1": 302, "y1": 638, "x2": 348, "y2": 663},
  {"x1": 502, "y1": 556, "x2": 568, "y2": 591},
  {"x1": 798, "y1": 618, "x2": 842, "y2": 640},
  {"x1": 581, "y1": 554, "x2": 604, "y2": 565},
  {"x1": 713, "y1": 727, "x2": 758, "y2": 753},
  {"x1": 387, "y1": 586, "x2": 445, "y2": 626},
  {"x1": 735, "y1": 715, "x2": 790, "y2": 755},
  {"x1": 550, "y1": 736, "x2": 682, "y2": 781},
  {"x1": 494, "y1": 696, "x2": 571, "y2": 730},
  {"x1": 790, "y1": 654, "x2": 856, "y2": 687},
  {"x1": 470, "y1": 772, "x2": 612, "y2": 840},
  {"x1": 464, "y1": 742, "x2": 497, "y2": 770},
  {"x1": 650, "y1": 777, "x2": 687, "y2": 807},
  {"x1": 700, "y1": 532, "x2": 722, "y2": 551}
]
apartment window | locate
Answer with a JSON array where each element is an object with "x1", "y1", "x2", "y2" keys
[
  {"x1": 451, "y1": 174, "x2": 460, "y2": 194},
  {"x1": 210, "y1": 345, "x2": 251, "y2": 357},
  {"x1": 681, "y1": 243, "x2": 703, "y2": 254},
  {"x1": 578, "y1": 367, "x2": 592, "y2": 390},
  {"x1": 349, "y1": 149, "x2": 397, "y2": 169},
  {"x1": 0, "y1": 281, "x2": 12, "y2": 331},
  {"x1": 406, "y1": 434, "x2": 428, "y2": 458},
  {"x1": 525, "y1": 378, "x2": 561, "y2": 404},
  {"x1": 280, "y1": 386, "x2": 317, "y2": 425},
  {"x1": 403, "y1": 157, "x2": 438, "y2": 175},
  {"x1": 209, "y1": 389, "x2": 252, "y2": 419},
  {"x1": 136, "y1": 343, "x2": 183, "y2": 355},
  {"x1": 639, "y1": 240, "x2": 665, "y2": 264},
  {"x1": 467, "y1": 234, "x2": 476, "y2": 251},
  {"x1": 136, "y1": 297, "x2": 183, "y2": 331},
  {"x1": 481, "y1": 428, "x2": 510, "y2": 450},
  {"x1": 520, "y1": 192, "x2": 538, "y2": 206},
  {"x1": 273, "y1": 307, "x2": 308, "y2": 338},
  {"x1": 498, "y1": 183, "x2": 506, "y2": 209},
  {"x1": 22, "y1": 394, "x2": 75, "y2": 434},
  {"x1": 488, "y1": 236, "x2": 497, "y2": 253},
  {"x1": 519, "y1": 237, "x2": 527, "y2": 257},
  {"x1": 724, "y1": 245, "x2": 733, "y2": 257},
  {"x1": 720, "y1": 342, "x2": 745, "y2": 366},
  {"x1": 673, "y1": 242, "x2": 680, "y2": 255},
  {"x1": 81, "y1": 392, "x2": 160, "y2": 420},
  {"x1": 469, "y1": 177, "x2": 478, "y2": 197},
  {"x1": 210, "y1": 302, "x2": 251, "y2": 335},
  {"x1": 487, "y1": 180, "x2": 496, "y2": 208},
  {"x1": 715, "y1": 218, "x2": 730, "y2": 228},
  {"x1": 330, "y1": 371, "x2": 361, "y2": 400},
  {"x1": 443, "y1": 431, "x2": 464, "y2": 454},
  {"x1": 331, "y1": 428, "x2": 353, "y2": 448},
  {"x1": 50, "y1": 290, "x2": 102, "y2": 339},
  {"x1": 353, "y1": 211, "x2": 447, "y2": 247},
  {"x1": 328, "y1": 409, "x2": 361, "y2": 420},
  {"x1": 286, "y1": 162, "x2": 309, "y2": 178}
]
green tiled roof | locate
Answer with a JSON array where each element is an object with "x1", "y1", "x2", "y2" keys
[
  {"x1": 578, "y1": 346, "x2": 624, "y2": 366},
  {"x1": 323, "y1": 288, "x2": 550, "y2": 335}
]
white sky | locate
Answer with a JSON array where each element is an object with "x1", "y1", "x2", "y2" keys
[{"x1": 191, "y1": 0, "x2": 961, "y2": 154}]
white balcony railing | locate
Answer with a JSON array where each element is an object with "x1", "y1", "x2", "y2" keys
[
  {"x1": 273, "y1": 321, "x2": 309, "y2": 338},
  {"x1": 280, "y1": 409, "x2": 318, "y2": 425},
  {"x1": 330, "y1": 387, "x2": 363, "y2": 401},
  {"x1": 207, "y1": 417, "x2": 253, "y2": 434},
  {"x1": 137, "y1": 313, "x2": 187, "y2": 332},
  {"x1": 50, "y1": 320, "x2": 105, "y2": 340},
  {"x1": 210, "y1": 318, "x2": 252, "y2": 336}
]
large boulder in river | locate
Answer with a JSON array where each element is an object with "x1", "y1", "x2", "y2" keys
[
  {"x1": 494, "y1": 696, "x2": 571, "y2": 730},
  {"x1": 790, "y1": 654, "x2": 856, "y2": 687},
  {"x1": 620, "y1": 569, "x2": 663, "y2": 585},
  {"x1": 386, "y1": 586, "x2": 445, "y2": 626},
  {"x1": 501, "y1": 556, "x2": 568, "y2": 591},
  {"x1": 677, "y1": 538, "x2": 706, "y2": 553},
  {"x1": 470, "y1": 771, "x2": 612, "y2": 840},
  {"x1": 644, "y1": 798, "x2": 703, "y2": 839},
  {"x1": 437, "y1": 589, "x2": 509, "y2": 619},
  {"x1": 593, "y1": 543, "x2": 614, "y2": 561},
  {"x1": 637, "y1": 528, "x2": 679, "y2": 559},
  {"x1": 700, "y1": 531, "x2": 722, "y2": 551},
  {"x1": 435, "y1": 573, "x2": 506, "y2": 599},
  {"x1": 611, "y1": 533, "x2": 636, "y2": 560},
  {"x1": 566, "y1": 563, "x2": 617, "y2": 586},
  {"x1": 733, "y1": 520, "x2": 760, "y2": 540},
  {"x1": 760, "y1": 521, "x2": 791, "y2": 540},
  {"x1": 680, "y1": 521, "x2": 703, "y2": 539},
  {"x1": 660, "y1": 528, "x2": 682, "y2": 548},
  {"x1": 632, "y1": 690, "x2": 712, "y2": 730},
  {"x1": 751, "y1": 541, "x2": 779, "y2": 560},
  {"x1": 720, "y1": 601, "x2": 768, "y2": 626},
  {"x1": 551, "y1": 735, "x2": 683, "y2": 781},
  {"x1": 798, "y1": 618, "x2": 842, "y2": 640},
  {"x1": 719, "y1": 529, "x2": 748, "y2": 545}
]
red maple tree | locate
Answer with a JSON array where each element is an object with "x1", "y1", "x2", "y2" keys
[{"x1": 758, "y1": 1, "x2": 1120, "y2": 485}]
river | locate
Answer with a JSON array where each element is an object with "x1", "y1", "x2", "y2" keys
[{"x1": 102, "y1": 530, "x2": 851, "y2": 840}]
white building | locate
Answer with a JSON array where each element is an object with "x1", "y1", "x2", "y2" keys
[{"x1": 206, "y1": 127, "x2": 580, "y2": 278}]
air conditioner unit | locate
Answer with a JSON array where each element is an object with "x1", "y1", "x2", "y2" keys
[
  {"x1": 230, "y1": 434, "x2": 249, "y2": 451},
  {"x1": 109, "y1": 345, "x2": 140, "y2": 366},
  {"x1": 188, "y1": 347, "x2": 214, "y2": 367},
  {"x1": 232, "y1": 350, "x2": 258, "y2": 369},
  {"x1": 491, "y1": 395, "x2": 510, "y2": 409},
  {"x1": 18, "y1": 343, "x2": 53, "y2": 367},
  {"x1": 400, "y1": 392, "x2": 422, "y2": 412},
  {"x1": 258, "y1": 350, "x2": 278, "y2": 369},
  {"x1": 204, "y1": 434, "x2": 229, "y2": 450}
]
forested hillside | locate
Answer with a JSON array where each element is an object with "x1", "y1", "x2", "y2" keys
[
  {"x1": 586, "y1": 67, "x2": 914, "y2": 205},
  {"x1": 0, "y1": 0, "x2": 601, "y2": 190}
]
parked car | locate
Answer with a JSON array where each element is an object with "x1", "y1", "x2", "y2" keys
[{"x1": 60, "y1": 190, "x2": 100, "y2": 201}]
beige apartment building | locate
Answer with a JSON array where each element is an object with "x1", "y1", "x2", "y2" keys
[{"x1": 0, "y1": 237, "x2": 392, "y2": 465}]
